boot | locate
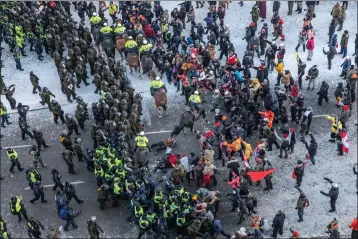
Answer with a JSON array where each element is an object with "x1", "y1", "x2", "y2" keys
[{"x1": 298, "y1": 219, "x2": 303, "y2": 222}]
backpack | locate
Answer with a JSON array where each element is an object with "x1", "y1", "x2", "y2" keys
[
  {"x1": 203, "y1": 173, "x2": 211, "y2": 186},
  {"x1": 56, "y1": 195, "x2": 66, "y2": 208},
  {"x1": 304, "y1": 198, "x2": 310, "y2": 207},
  {"x1": 59, "y1": 208, "x2": 68, "y2": 220},
  {"x1": 291, "y1": 171, "x2": 296, "y2": 179}
]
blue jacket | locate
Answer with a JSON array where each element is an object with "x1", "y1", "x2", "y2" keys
[
  {"x1": 341, "y1": 59, "x2": 351, "y2": 70},
  {"x1": 233, "y1": 70, "x2": 243, "y2": 83},
  {"x1": 213, "y1": 219, "x2": 223, "y2": 232}
]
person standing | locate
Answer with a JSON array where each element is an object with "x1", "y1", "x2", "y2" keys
[
  {"x1": 0, "y1": 102, "x2": 12, "y2": 128},
  {"x1": 27, "y1": 218, "x2": 45, "y2": 239},
  {"x1": 9, "y1": 196, "x2": 29, "y2": 222},
  {"x1": 303, "y1": 132, "x2": 317, "y2": 165},
  {"x1": 51, "y1": 169, "x2": 64, "y2": 191},
  {"x1": 7, "y1": 148, "x2": 24, "y2": 173},
  {"x1": 64, "y1": 182, "x2": 84, "y2": 204},
  {"x1": 339, "y1": 30, "x2": 349, "y2": 58},
  {"x1": 29, "y1": 181, "x2": 47, "y2": 204},
  {"x1": 328, "y1": 20, "x2": 336, "y2": 43},
  {"x1": 62, "y1": 150, "x2": 76, "y2": 174},
  {"x1": 107, "y1": 1, "x2": 118, "y2": 25},
  {"x1": 295, "y1": 187, "x2": 308, "y2": 222},
  {"x1": 349, "y1": 217, "x2": 358, "y2": 239},
  {"x1": 13, "y1": 48, "x2": 24, "y2": 71},
  {"x1": 294, "y1": 160, "x2": 305, "y2": 187},
  {"x1": 320, "y1": 177, "x2": 339, "y2": 212},
  {"x1": 50, "y1": 100, "x2": 65, "y2": 124},
  {"x1": 271, "y1": 210, "x2": 286, "y2": 238},
  {"x1": 87, "y1": 217, "x2": 104, "y2": 239}
]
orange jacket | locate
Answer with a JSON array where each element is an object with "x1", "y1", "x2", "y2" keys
[
  {"x1": 350, "y1": 218, "x2": 358, "y2": 231},
  {"x1": 229, "y1": 138, "x2": 242, "y2": 151}
]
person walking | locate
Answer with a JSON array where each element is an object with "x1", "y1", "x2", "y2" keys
[
  {"x1": 87, "y1": 217, "x2": 104, "y2": 239},
  {"x1": 9, "y1": 196, "x2": 29, "y2": 222},
  {"x1": 339, "y1": 30, "x2": 349, "y2": 58},
  {"x1": 29, "y1": 181, "x2": 47, "y2": 204},
  {"x1": 59, "y1": 205, "x2": 81, "y2": 232},
  {"x1": 7, "y1": 148, "x2": 24, "y2": 173},
  {"x1": 64, "y1": 182, "x2": 84, "y2": 204},
  {"x1": 27, "y1": 218, "x2": 45, "y2": 239},
  {"x1": 51, "y1": 169, "x2": 64, "y2": 191},
  {"x1": 0, "y1": 102, "x2": 12, "y2": 128},
  {"x1": 303, "y1": 132, "x2": 317, "y2": 165}
]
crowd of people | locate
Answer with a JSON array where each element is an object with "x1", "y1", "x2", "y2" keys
[{"x1": 0, "y1": 1, "x2": 357, "y2": 239}]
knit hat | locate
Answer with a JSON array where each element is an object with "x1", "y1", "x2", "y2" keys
[
  {"x1": 292, "y1": 231, "x2": 299, "y2": 237},
  {"x1": 343, "y1": 105, "x2": 349, "y2": 111},
  {"x1": 283, "y1": 133, "x2": 288, "y2": 138},
  {"x1": 215, "y1": 122, "x2": 220, "y2": 127}
]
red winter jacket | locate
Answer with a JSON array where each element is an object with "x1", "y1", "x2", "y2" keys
[
  {"x1": 168, "y1": 153, "x2": 178, "y2": 166},
  {"x1": 227, "y1": 55, "x2": 237, "y2": 66},
  {"x1": 291, "y1": 84, "x2": 299, "y2": 97},
  {"x1": 306, "y1": 37, "x2": 315, "y2": 50},
  {"x1": 144, "y1": 26, "x2": 154, "y2": 37}
]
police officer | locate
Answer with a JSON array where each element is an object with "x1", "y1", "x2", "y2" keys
[
  {"x1": 32, "y1": 128, "x2": 49, "y2": 150},
  {"x1": 26, "y1": 168, "x2": 41, "y2": 190},
  {"x1": 0, "y1": 102, "x2": 12, "y2": 128},
  {"x1": 188, "y1": 90, "x2": 202, "y2": 112},
  {"x1": 29, "y1": 145, "x2": 46, "y2": 168},
  {"x1": 75, "y1": 105, "x2": 87, "y2": 130},
  {"x1": 97, "y1": 184, "x2": 110, "y2": 210},
  {"x1": 0, "y1": 217, "x2": 10, "y2": 238},
  {"x1": 7, "y1": 148, "x2": 23, "y2": 172},
  {"x1": 62, "y1": 150, "x2": 76, "y2": 174},
  {"x1": 29, "y1": 72, "x2": 41, "y2": 94},
  {"x1": 134, "y1": 131, "x2": 151, "y2": 152},
  {"x1": 29, "y1": 181, "x2": 47, "y2": 204},
  {"x1": 100, "y1": 22, "x2": 113, "y2": 39},
  {"x1": 89, "y1": 12, "x2": 102, "y2": 31},
  {"x1": 150, "y1": 76, "x2": 167, "y2": 96},
  {"x1": 13, "y1": 48, "x2": 24, "y2": 71},
  {"x1": 39, "y1": 87, "x2": 56, "y2": 110},
  {"x1": 50, "y1": 100, "x2": 65, "y2": 124},
  {"x1": 51, "y1": 169, "x2": 64, "y2": 191},
  {"x1": 87, "y1": 216, "x2": 104, "y2": 239},
  {"x1": 17, "y1": 103, "x2": 29, "y2": 122},
  {"x1": 65, "y1": 114, "x2": 80, "y2": 136},
  {"x1": 139, "y1": 40, "x2": 153, "y2": 60},
  {"x1": 60, "y1": 131, "x2": 74, "y2": 152},
  {"x1": 138, "y1": 214, "x2": 151, "y2": 239},
  {"x1": 18, "y1": 116, "x2": 34, "y2": 140},
  {"x1": 124, "y1": 36, "x2": 138, "y2": 57},
  {"x1": 113, "y1": 23, "x2": 126, "y2": 37},
  {"x1": 64, "y1": 182, "x2": 84, "y2": 204},
  {"x1": 10, "y1": 196, "x2": 29, "y2": 222},
  {"x1": 27, "y1": 217, "x2": 45, "y2": 238}
]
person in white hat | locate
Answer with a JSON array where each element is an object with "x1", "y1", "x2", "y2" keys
[
  {"x1": 150, "y1": 76, "x2": 166, "y2": 96},
  {"x1": 320, "y1": 177, "x2": 339, "y2": 212},
  {"x1": 134, "y1": 131, "x2": 151, "y2": 152}
]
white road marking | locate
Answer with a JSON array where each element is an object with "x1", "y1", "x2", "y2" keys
[
  {"x1": 25, "y1": 181, "x2": 85, "y2": 190},
  {"x1": 145, "y1": 130, "x2": 172, "y2": 135},
  {"x1": 313, "y1": 114, "x2": 327, "y2": 118},
  {"x1": 2, "y1": 144, "x2": 33, "y2": 149}
]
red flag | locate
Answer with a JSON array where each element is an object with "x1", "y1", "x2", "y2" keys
[{"x1": 247, "y1": 169, "x2": 277, "y2": 182}]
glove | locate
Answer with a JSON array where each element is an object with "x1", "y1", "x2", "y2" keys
[
  {"x1": 323, "y1": 177, "x2": 329, "y2": 181},
  {"x1": 320, "y1": 190, "x2": 325, "y2": 194}
]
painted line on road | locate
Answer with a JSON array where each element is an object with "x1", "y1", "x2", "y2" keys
[
  {"x1": 145, "y1": 130, "x2": 172, "y2": 135},
  {"x1": 313, "y1": 114, "x2": 327, "y2": 118},
  {"x1": 24, "y1": 181, "x2": 85, "y2": 190},
  {"x1": 2, "y1": 144, "x2": 33, "y2": 149}
]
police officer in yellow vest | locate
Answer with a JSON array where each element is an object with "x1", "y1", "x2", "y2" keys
[
  {"x1": 125, "y1": 36, "x2": 138, "y2": 55},
  {"x1": 137, "y1": 214, "x2": 150, "y2": 239},
  {"x1": 89, "y1": 12, "x2": 102, "y2": 31},
  {"x1": 100, "y1": 22, "x2": 113, "y2": 39},
  {"x1": 7, "y1": 148, "x2": 23, "y2": 173},
  {"x1": 15, "y1": 33, "x2": 26, "y2": 56},
  {"x1": 134, "y1": 131, "x2": 151, "y2": 152},
  {"x1": 108, "y1": 1, "x2": 118, "y2": 24},
  {"x1": 1, "y1": 103, "x2": 12, "y2": 127},
  {"x1": 188, "y1": 91, "x2": 202, "y2": 111},
  {"x1": 113, "y1": 23, "x2": 126, "y2": 37},
  {"x1": 176, "y1": 212, "x2": 188, "y2": 236},
  {"x1": 139, "y1": 40, "x2": 153, "y2": 60},
  {"x1": 9, "y1": 196, "x2": 29, "y2": 222},
  {"x1": 150, "y1": 76, "x2": 167, "y2": 96}
]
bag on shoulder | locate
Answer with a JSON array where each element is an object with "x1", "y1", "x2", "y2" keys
[{"x1": 59, "y1": 208, "x2": 68, "y2": 220}]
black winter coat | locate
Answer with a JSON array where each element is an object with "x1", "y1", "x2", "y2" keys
[{"x1": 272, "y1": 212, "x2": 286, "y2": 228}]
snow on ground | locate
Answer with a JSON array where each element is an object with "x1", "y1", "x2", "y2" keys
[{"x1": 0, "y1": 1, "x2": 357, "y2": 238}]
